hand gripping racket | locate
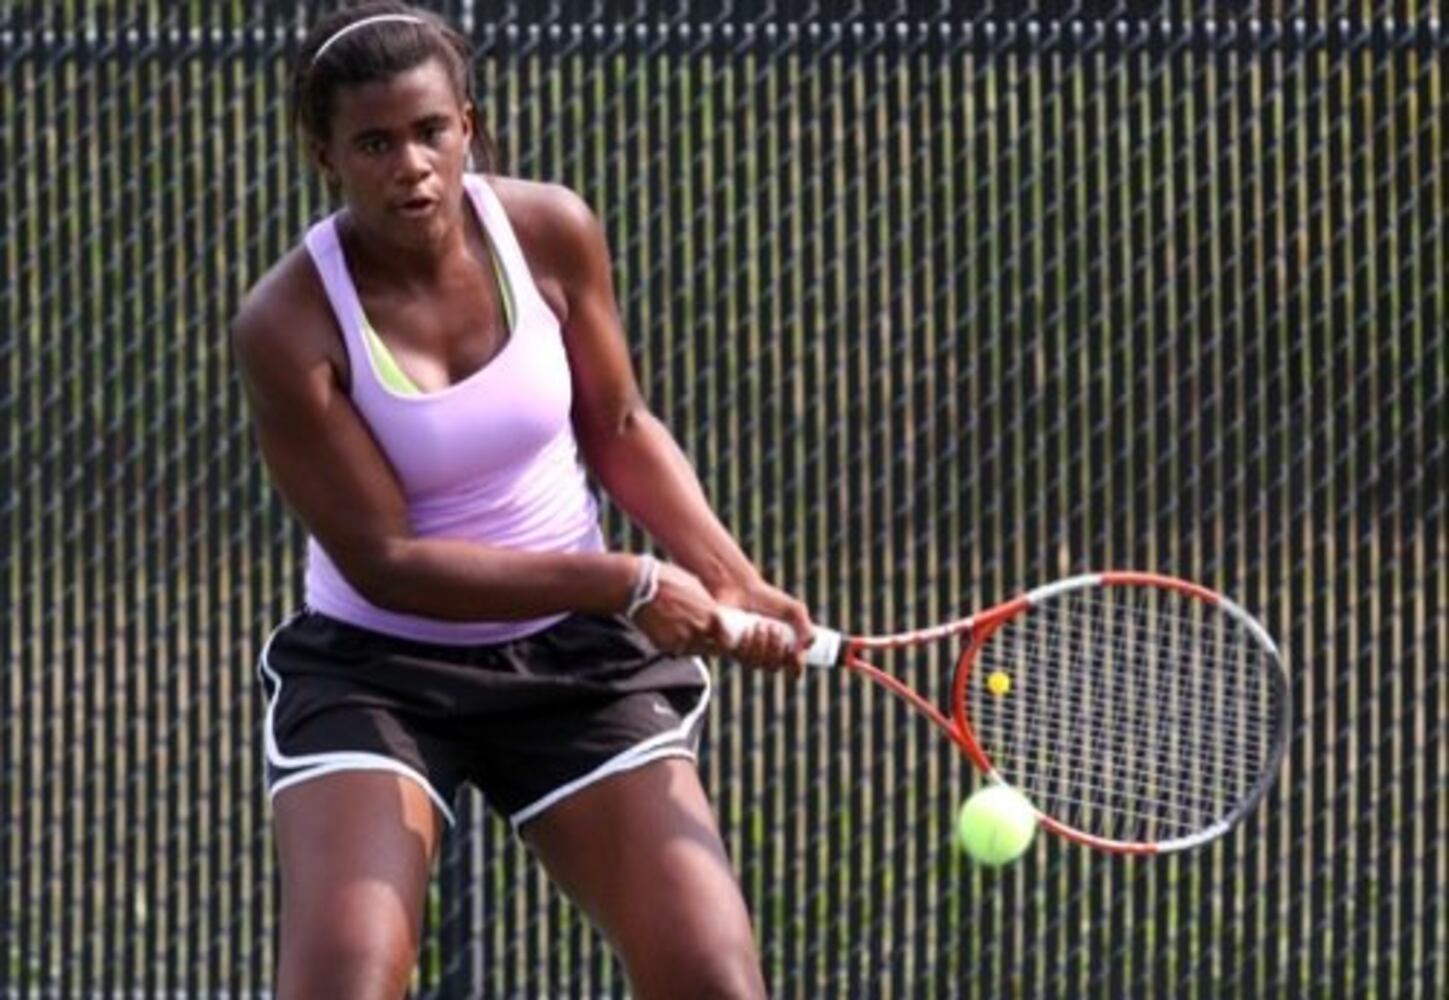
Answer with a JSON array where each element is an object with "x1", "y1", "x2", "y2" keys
[{"x1": 719, "y1": 571, "x2": 1290, "y2": 855}]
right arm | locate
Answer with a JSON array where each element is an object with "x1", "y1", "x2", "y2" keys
[{"x1": 229, "y1": 252, "x2": 638, "y2": 622}]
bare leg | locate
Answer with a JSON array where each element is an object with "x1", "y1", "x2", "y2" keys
[
  {"x1": 272, "y1": 771, "x2": 444, "y2": 1000},
  {"x1": 522, "y1": 758, "x2": 766, "y2": 1000}
]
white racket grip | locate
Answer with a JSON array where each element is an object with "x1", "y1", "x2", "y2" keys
[{"x1": 715, "y1": 607, "x2": 843, "y2": 667}]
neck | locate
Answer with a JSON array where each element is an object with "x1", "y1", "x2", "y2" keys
[{"x1": 338, "y1": 196, "x2": 470, "y2": 289}]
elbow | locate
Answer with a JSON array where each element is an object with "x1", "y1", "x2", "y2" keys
[
  {"x1": 613, "y1": 398, "x2": 648, "y2": 436},
  {"x1": 351, "y1": 574, "x2": 412, "y2": 616},
  {"x1": 579, "y1": 399, "x2": 650, "y2": 465},
  {"x1": 331, "y1": 537, "x2": 420, "y2": 614}
]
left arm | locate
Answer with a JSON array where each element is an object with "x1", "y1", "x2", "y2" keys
[{"x1": 504, "y1": 180, "x2": 811, "y2": 664}]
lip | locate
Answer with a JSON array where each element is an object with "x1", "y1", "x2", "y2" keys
[{"x1": 393, "y1": 195, "x2": 438, "y2": 217}]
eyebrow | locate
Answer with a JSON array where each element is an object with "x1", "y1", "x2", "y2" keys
[{"x1": 349, "y1": 113, "x2": 451, "y2": 143}]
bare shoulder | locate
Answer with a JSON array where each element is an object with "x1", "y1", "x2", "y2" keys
[
  {"x1": 230, "y1": 244, "x2": 346, "y2": 397},
  {"x1": 487, "y1": 174, "x2": 599, "y2": 248},
  {"x1": 486, "y1": 175, "x2": 610, "y2": 321}
]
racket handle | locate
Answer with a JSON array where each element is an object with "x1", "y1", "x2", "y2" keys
[{"x1": 715, "y1": 607, "x2": 843, "y2": 668}]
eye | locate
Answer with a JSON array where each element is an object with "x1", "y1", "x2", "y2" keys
[{"x1": 358, "y1": 136, "x2": 391, "y2": 156}]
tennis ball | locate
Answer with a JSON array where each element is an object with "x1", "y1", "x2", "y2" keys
[
  {"x1": 956, "y1": 784, "x2": 1037, "y2": 866},
  {"x1": 986, "y1": 670, "x2": 1011, "y2": 696}
]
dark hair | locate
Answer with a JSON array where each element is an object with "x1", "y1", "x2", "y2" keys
[{"x1": 291, "y1": 1, "x2": 499, "y2": 171}]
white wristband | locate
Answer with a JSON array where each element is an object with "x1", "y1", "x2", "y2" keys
[{"x1": 624, "y1": 555, "x2": 661, "y2": 619}]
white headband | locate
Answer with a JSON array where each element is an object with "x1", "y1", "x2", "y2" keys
[{"x1": 312, "y1": 13, "x2": 425, "y2": 64}]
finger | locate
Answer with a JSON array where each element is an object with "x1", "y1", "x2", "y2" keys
[
  {"x1": 737, "y1": 630, "x2": 784, "y2": 673},
  {"x1": 708, "y1": 611, "x2": 741, "y2": 652},
  {"x1": 785, "y1": 604, "x2": 815, "y2": 651},
  {"x1": 716, "y1": 615, "x2": 779, "y2": 660},
  {"x1": 760, "y1": 621, "x2": 795, "y2": 662},
  {"x1": 700, "y1": 623, "x2": 729, "y2": 656},
  {"x1": 759, "y1": 626, "x2": 800, "y2": 676},
  {"x1": 741, "y1": 630, "x2": 780, "y2": 671},
  {"x1": 771, "y1": 627, "x2": 799, "y2": 666}
]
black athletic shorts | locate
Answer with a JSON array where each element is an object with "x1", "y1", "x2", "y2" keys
[{"x1": 257, "y1": 609, "x2": 710, "y2": 830}]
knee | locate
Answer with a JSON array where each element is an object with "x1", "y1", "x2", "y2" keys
[
  {"x1": 689, "y1": 946, "x2": 767, "y2": 1000},
  {"x1": 278, "y1": 916, "x2": 417, "y2": 1000}
]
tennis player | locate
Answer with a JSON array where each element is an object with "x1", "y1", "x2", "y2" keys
[{"x1": 231, "y1": 4, "x2": 810, "y2": 997}]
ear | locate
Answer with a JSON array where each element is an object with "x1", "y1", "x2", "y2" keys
[
  {"x1": 461, "y1": 101, "x2": 476, "y2": 144},
  {"x1": 310, "y1": 137, "x2": 339, "y2": 184},
  {"x1": 460, "y1": 102, "x2": 477, "y2": 170}
]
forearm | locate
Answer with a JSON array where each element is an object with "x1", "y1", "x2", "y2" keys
[
  {"x1": 585, "y1": 408, "x2": 760, "y2": 593},
  {"x1": 351, "y1": 539, "x2": 638, "y2": 621}
]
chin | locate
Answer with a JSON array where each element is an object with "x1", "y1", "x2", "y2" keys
[{"x1": 383, "y1": 204, "x2": 454, "y2": 248}]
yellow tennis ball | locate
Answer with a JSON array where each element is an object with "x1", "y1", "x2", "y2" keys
[
  {"x1": 956, "y1": 784, "x2": 1037, "y2": 866},
  {"x1": 986, "y1": 670, "x2": 1011, "y2": 696}
]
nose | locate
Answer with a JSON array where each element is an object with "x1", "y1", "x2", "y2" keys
[{"x1": 395, "y1": 140, "x2": 431, "y2": 180}]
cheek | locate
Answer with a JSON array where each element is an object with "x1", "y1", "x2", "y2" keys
[
  {"x1": 441, "y1": 127, "x2": 473, "y2": 161},
  {"x1": 330, "y1": 167, "x2": 396, "y2": 219},
  {"x1": 353, "y1": 149, "x2": 403, "y2": 181},
  {"x1": 431, "y1": 143, "x2": 471, "y2": 180}
]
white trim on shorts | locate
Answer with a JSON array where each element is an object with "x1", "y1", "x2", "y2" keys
[
  {"x1": 507, "y1": 657, "x2": 713, "y2": 832},
  {"x1": 258, "y1": 613, "x2": 459, "y2": 826}
]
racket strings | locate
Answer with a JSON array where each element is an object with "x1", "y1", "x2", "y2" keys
[
  {"x1": 1025, "y1": 604, "x2": 1263, "y2": 834},
  {"x1": 984, "y1": 609, "x2": 1275, "y2": 741},
  {"x1": 985, "y1": 620, "x2": 1280, "y2": 759},
  {"x1": 984, "y1": 708, "x2": 1275, "y2": 769},
  {"x1": 979, "y1": 611, "x2": 1275, "y2": 727},
  {"x1": 1025, "y1": 626, "x2": 1261, "y2": 837},
  {"x1": 982, "y1": 726, "x2": 1263, "y2": 803},
  {"x1": 993, "y1": 605, "x2": 1273, "y2": 699},
  {"x1": 968, "y1": 588, "x2": 1280, "y2": 843}
]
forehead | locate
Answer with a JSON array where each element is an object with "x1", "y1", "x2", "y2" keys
[{"x1": 332, "y1": 59, "x2": 462, "y2": 131}]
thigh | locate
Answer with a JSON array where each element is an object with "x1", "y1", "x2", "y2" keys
[
  {"x1": 522, "y1": 758, "x2": 765, "y2": 1000},
  {"x1": 273, "y1": 771, "x2": 445, "y2": 1000}
]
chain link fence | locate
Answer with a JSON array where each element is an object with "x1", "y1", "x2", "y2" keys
[{"x1": 3, "y1": 2, "x2": 1444, "y2": 996}]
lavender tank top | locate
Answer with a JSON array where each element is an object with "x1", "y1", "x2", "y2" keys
[{"x1": 302, "y1": 174, "x2": 604, "y2": 644}]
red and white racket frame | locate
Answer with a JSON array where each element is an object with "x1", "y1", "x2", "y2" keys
[{"x1": 720, "y1": 570, "x2": 1289, "y2": 856}]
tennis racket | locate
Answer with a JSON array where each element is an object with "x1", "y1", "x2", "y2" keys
[{"x1": 719, "y1": 571, "x2": 1289, "y2": 855}]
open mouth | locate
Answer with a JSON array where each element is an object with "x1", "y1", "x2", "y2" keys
[{"x1": 396, "y1": 196, "x2": 437, "y2": 216}]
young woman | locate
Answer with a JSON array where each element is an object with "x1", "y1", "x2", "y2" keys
[{"x1": 231, "y1": 4, "x2": 812, "y2": 997}]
